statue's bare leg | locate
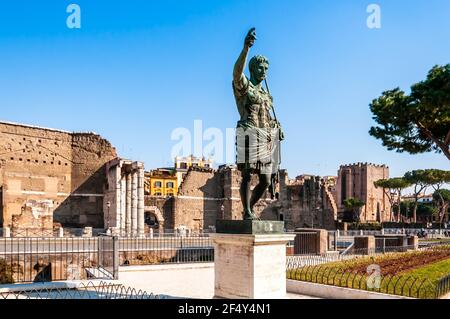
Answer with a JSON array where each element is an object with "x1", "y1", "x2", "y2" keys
[
  {"x1": 240, "y1": 170, "x2": 255, "y2": 220},
  {"x1": 249, "y1": 173, "x2": 271, "y2": 213}
]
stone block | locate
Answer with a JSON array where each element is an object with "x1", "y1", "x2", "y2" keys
[
  {"x1": 210, "y1": 233, "x2": 295, "y2": 299},
  {"x1": 354, "y1": 236, "x2": 375, "y2": 255},
  {"x1": 407, "y1": 236, "x2": 419, "y2": 250}
]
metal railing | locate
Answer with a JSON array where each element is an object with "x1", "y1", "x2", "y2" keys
[
  {"x1": 119, "y1": 236, "x2": 214, "y2": 265},
  {"x1": 286, "y1": 264, "x2": 440, "y2": 299},
  {"x1": 0, "y1": 281, "x2": 164, "y2": 299},
  {"x1": 436, "y1": 273, "x2": 450, "y2": 298},
  {"x1": 0, "y1": 237, "x2": 115, "y2": 284}
]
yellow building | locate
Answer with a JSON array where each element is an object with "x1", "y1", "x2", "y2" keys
[
  {"x1": 174, "y1": 155, "x2": 213, "y2": 187},
  {"x1": 145, "y1": 168, "x2": 178, "y2": 197},
  {"x1": 144, "y1": 156, "x2": 213, "y2": 197}
]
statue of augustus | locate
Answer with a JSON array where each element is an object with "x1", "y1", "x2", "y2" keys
[{"x1": 233, "y1": 28, "x2": 284, "y2": 220}]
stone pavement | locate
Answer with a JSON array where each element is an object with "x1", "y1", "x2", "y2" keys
[{"x1": 118, "y1": 263, "x2": 318, "y2": 299}]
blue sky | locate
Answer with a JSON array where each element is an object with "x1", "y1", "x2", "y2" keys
[{"x1": 0, "y1": 0, "x2": 449, "y2": 179}]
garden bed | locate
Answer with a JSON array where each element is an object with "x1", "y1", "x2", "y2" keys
[{"x1": 287, "y1": 246, "x2": 450, "y2": 299}]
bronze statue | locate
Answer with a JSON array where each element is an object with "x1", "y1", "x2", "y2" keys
[{"x1": 233, "y1": 28, "x2": 284, "y2": 220}]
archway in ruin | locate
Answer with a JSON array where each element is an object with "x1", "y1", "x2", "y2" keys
[{"x1": 144, "y1": 206, "x2": 164, "y2": 232}]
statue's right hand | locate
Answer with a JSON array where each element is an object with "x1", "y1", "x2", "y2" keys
[{"x1": 245, "y1": 28, "x2": 257, "y2": 48}]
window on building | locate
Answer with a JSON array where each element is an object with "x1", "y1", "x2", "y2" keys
[
  {"x1": 154, "y1": 181, "x2": 162, "y2": 188},
  {"x1": 279, "y1": 213, "x2": 284, "y2": 221},
  {"x1": 167, "y1": 192, "x2": 174, "y2": 197},
  {"x1": 167, "y1": 182, "x2": 174, "y2": 188},
  {"x1": 192, "y1": 163, "x2": 198, "y2": 167},
  {"x1": 155, "y1": 192, "x2": 162, "y2": 196},
  {"x1": 180, "y1": 162, "x2": 187, "y2": 169},
  {"x1": 204, "y1": 164, "x2": 210, "y2": 168}
]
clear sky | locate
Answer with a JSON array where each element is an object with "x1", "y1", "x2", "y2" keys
[{"x1": 0, "y1": 0, "x2": 449, "y2": 180}]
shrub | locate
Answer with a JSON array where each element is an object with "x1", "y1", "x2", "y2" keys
[{"x1": 0, "y1": 259, "x2": 14, "y2": 284}]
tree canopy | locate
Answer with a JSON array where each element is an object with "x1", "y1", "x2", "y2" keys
[
  {"x1": 374, "y1": 178, "x2": 411, "y2": 190},
  {"x1": 369, "y1": 65, "x2": 450, "y2": 160}
]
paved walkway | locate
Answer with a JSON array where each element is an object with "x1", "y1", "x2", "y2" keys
[{"x1": 118, "y1": 263, "x2": 318, "y2": 299}]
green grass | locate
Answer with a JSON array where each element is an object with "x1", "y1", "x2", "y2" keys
[
  {"x1": 398, "y1": 258, "x2": 450, "y2": 298},
  {"x1": 287, "y1": 250, "x2": 450, "y2": 299}
]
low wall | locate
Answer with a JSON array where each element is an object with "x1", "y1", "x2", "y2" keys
[{"x1": 287, "y1": 280, "x2": 412, "y2": 299}]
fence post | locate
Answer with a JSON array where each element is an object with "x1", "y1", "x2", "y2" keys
[
  {"x1": 334, "y1": 231, "x2": 338, "y2": 251},
  {"x1": 113, "y1": 236, "x2": 119, "y2": 280},
  {"x1": 4, "y1": 227, "x2": 10, "y2": 238}
]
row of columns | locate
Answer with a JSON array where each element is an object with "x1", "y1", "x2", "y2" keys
[{"x1": 115, "y1": 162, "x2": 145, "y2": 237}]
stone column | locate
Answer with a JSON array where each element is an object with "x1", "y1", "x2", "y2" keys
[
  {"x1": 137, "y1": 168, "x2": 145, "y2": 237},
  {"x1": 126, "y1": 173, "x2": 132, "y2": 236},
  {"x1": 131, "y1": 170, "x2": 138, "y2": 237},
  {"x1": 120, "y1": 175, "x2": 126, "y2": 236},
  {"x1": 115, "y1": 165, "x2": 122, "y2": 229}
]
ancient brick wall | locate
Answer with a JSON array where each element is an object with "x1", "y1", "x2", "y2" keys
[
  {"x1": 336, "y1": 163, "x2": 390, "y2": 223},
  {"x1": 0, "y1": 121, "x2": 117, "y2": 231},
  {"x1": 174, "y1": 167, "x2": 222, "y2": 231},
  {"x1": 144, "y1": 196, "x2": 174, "y2": 229}
]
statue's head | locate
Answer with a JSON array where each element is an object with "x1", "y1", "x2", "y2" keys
[{"x1": 249, "y1": 55, "x2": 269, "y2": 84}]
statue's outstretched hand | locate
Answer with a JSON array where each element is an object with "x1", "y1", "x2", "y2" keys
[{"x1": 245, "y1": 28, "x2": 257, "y2": 49}]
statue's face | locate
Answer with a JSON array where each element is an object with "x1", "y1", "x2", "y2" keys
[{"x1": 252, "y1": 62, "x2": 269, "y2": 83}]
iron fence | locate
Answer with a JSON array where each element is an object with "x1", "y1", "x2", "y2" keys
[
  {"x1": 0, "y1": 281, "x2": 164, "y2": 299},
  {"x1": 286, "y1": 264, "x2": 440, "y2": 299},
  {"x1": 291, "y1": 232, "x2": 319, "y2": 255},
  {"x1": 8, "y1": 228, "x2": 57, "y2": 238},
  {"x1": 119, "y1": 236, "x2": 214, "y2": 265},
  {"x1": 436, "y1": 273, "x2": 450, "y2": 298},
  {"x1": 0, "y1": 237, "x2": 115, "y2": 284}
]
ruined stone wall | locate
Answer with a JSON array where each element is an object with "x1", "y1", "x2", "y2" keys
[
  {"x1": 144, "y1": 196, "x2": 174, "y2": 229},
  {"x1": 144, "y1": 166, "x2": 337, "y2": 232},
  {"x1": 276, "y1": 174, "x2": 337, "y2": 230},
  {"x1": 56, "y1": 133, "x2": 116, "y2": 227},
  {"x1": 0, "y1": 122, "x2": 117, "y2": 231},
  {"x1": 174, "y1": 167, "x2": 222, "y2": 231}
]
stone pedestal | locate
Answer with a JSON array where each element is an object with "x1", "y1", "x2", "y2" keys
[
  {"x1": 211, "y1": 220, "x2": 294, "y2": 299},
  {"x1": 407, "y1": 236, "x2": 419, "y2": 250},
  {"x1": 354, "y1": 236, "x2": 375, "y2": 255}
]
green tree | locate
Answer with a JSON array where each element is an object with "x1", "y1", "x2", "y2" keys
[
  {"x1": 369, "y1": 65, "x2": 450, "y2": 160},
  {"x1": 403, "y1": 169, "x2": 434, "y2": 223},
  {"x1": 343, "y1": 198, "x2": 365, "y2": 223},
  {"x1": 374, "y1": 178, "x2": 411, "y2": 222},
  {"x1": 433, "y1": 189, "x2": 450, "y2": 223}
]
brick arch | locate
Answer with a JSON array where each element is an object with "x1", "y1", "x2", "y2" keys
[{"x1": 144, "y1": 206, "x2": 164, "y2": 231}]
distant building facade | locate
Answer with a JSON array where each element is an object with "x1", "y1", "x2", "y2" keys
[
  {"x1": 336, "y1": 162, "x2": 390, "y2": 222},
  {"x1": 145, "y1": 168, "x2": 178, "y2": 197}
]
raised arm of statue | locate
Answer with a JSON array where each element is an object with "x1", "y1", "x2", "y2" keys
[{"x1": 233, "y1": 28, "x2": 256, "y2": 86}]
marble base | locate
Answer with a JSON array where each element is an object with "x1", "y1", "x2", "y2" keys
[{"x1": 210, "y1": 233, "x2": 295, "y2": 299}]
